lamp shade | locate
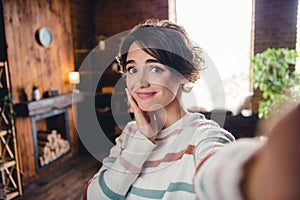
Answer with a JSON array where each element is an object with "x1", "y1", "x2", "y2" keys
[{"x1": 68, "y1": 72, "x2": 80, "y2": 84}]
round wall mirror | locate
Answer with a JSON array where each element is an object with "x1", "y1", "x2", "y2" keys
[{"x1": 35, "y1": 27, "x2": 53, "y2": 47}]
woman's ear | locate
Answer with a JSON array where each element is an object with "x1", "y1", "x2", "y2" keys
[
  {"x1": 181, "y1": 78, "x2": 194, "y2": 93},
  {"x1": 181, "y1": 78, "x2": 189, "y2": 84}
]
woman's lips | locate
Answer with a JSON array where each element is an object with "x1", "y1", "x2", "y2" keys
[{"x1": 135, "y1": 92, "x2": 157, "y2": 99}]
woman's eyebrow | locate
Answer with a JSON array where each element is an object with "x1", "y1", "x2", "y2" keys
[
  {"x1": 125, "y1": 59, "x2": 160, "y2": 67},
  {"x1": 146, "y1": 59, "x2": 161, "y2": 64},
  {"x1": 125, "y1": 60, "x2": 135, "y2": 66}
]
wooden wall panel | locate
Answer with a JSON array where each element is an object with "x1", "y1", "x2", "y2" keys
[
  {"x1": 2, "y1": 0, "x2": 78, "y2": 184},
  {"x1": 2, "y1": 0, "x2": 74, "y2": 103},
  {"x1": 16, "y1": 118, "x2": 37, "y2": 182},
  {"x1": 67, "y1": 107, "x2": 78, "y2": 155}
]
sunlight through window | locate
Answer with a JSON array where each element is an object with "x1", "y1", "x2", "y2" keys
[{"x1": 176, "y1": 0, "x2": 253, "y2": 114}]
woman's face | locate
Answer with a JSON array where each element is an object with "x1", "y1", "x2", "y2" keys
[{"x1": 125, "y1": 42, "x2": 184, "y2": 112}]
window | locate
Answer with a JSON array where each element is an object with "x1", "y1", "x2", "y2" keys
[{"x1": 175, "y1": 0, "x2": 254, "y2": 114}]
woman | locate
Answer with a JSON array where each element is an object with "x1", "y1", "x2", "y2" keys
[{"x1": 84, "y1": 19, "x2": 300, "y2": 200}]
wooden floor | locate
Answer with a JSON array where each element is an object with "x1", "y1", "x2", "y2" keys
[{"x1": 15, "y1": 150, "x2": 101, "y2": 200}]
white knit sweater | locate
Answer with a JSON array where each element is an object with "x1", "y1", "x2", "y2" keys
[{"x1": 85, "y1": 112, "x2": 264, "y2": 200}]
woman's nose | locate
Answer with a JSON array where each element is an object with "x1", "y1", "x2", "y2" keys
[{"x1": 137, "y1": 74, "x2": 150, "y2": 88}]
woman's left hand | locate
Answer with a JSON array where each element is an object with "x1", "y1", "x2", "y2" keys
[{"x1": 125, "y1": 88, "x2": 161, "y2": 142}]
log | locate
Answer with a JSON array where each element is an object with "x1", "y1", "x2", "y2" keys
[
  {"x1": 38, "y1": 146, "x2": 46, "y2": 155},
  {"x1": 38, "y1": 130, "x2": 70, "y2": 167},
  {"x1": 39, "y1": 156, "x2": 44, "y2": 167},
  {"x1": 38, "y1": 140, "x2": 49, "y2": 147},
  {"x1": 37, "y1": 130, "x2": 52, "y2": 141},
  {"x1": 42, "y1": 146, "x2": 51, "y2": 165}
]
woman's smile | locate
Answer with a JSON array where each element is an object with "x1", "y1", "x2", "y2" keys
[{"x1": 135, "y1": 91, "x2": 158, "y2": 99}]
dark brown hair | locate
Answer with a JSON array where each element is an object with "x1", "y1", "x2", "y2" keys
[{"x1": 117, "y1": 19, "x2": 206, "y2": 86}]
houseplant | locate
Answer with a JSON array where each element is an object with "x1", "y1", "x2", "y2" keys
[{"x1": 252, "y1": 47, "x2": 300, "y2": 119}]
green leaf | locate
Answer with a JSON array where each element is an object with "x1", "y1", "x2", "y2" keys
[{"x1": 252, "y1": 48, "x2": 298, "y2": 119}]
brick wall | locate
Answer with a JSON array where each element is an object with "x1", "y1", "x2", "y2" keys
[
  {"x1": 70, "y1": 0, "x2": 169, "y2": 67},
  {"x1": 70, "y1": 0, "x2": 95, "y2": 68},
  {"x1": 70, "y1": 0, "x2": 298, "y2": 56},
  {"x1": 254, "y1": 0, "x2": 298, "y2": 53},
  {"x1": 70, "y1": 0, "x2": 94, "y2": 50},
  {"x1": 93, "y1": 0, "x2": 169, "y2": 38}
]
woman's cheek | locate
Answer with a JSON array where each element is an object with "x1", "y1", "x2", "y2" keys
[
  {"x1": 126, "y1": 77, "x2": 134, "y2": 92},
  {"x1": 155, "y1": 78, "x2": 180, "y2": 94}
]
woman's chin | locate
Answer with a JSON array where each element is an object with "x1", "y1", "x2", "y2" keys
[{"x1": 138, "y1": 103, "x2": 165, "y2": 112}]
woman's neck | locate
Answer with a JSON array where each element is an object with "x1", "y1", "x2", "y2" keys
[{"x1": 154, "y1": 98, "x2": 187, "y2": 129}]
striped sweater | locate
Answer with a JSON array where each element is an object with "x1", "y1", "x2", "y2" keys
[{"x1": 84, "y1": 112, "x2": 264, "y2": 200}]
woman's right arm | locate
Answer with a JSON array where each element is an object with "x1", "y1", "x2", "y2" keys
[
  {"x1": 85, "y1": 89, "x2": 160, "y2": 200},
  {"x1": 194, "y1": 104, "x2": 300, "y2": 200},
  {"x1": 85, "y1": 124, "x2": 156, "y2": 200}
]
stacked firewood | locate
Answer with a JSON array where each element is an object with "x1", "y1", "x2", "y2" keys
[{"x1": 38, "y1": 130, "x2": 70, "y2": 167}]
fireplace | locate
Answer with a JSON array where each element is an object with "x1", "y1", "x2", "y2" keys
[
  {"x1": 15, "y1": 93, "x2": 83, "y2": 171},
  {"x1": 31, "y1": 108, "x2": 70, "y2": 171}
]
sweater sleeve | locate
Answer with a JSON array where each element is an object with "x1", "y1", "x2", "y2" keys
[
  {"x1": 193, "y1": 137, "x2": 266, "y2": 200},
  {"x1": 86, "y1": 123, "x2": 157, "y2": 200}
]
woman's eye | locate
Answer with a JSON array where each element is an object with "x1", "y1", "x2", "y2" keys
[
  {"x1": 150, "y1": 66, "x2": 164, "y2": 73},
  {"x1": 127, "y1": 67, "x2": 137, "y2": 74}
]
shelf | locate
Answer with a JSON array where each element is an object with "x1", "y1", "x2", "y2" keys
[
  {"x1": 0, "y1": 61, "x2": 22, "y2": 199},
  {"x1": 0, "y1": 160, "x2": 16, "y2": 170},
  {"x1": 96, "y1": 112, "x2": 129, "y2": 116},
  {"x1": 6, "y1": 191, "x2": 19, "y2": 199},
  {"x1": 0, "y1": 130, "x2": 7, "y2": 137},
  {"x1": 74, "y1": 49, "x2": 90, "y2": 53},
  {"x1": 14, "y1": 92, "x2": 83, "y2": 117}
]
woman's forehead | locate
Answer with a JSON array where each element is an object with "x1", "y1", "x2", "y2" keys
[{"x1": 126, "y1": 43, "x2": 157, "y2": 63}]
